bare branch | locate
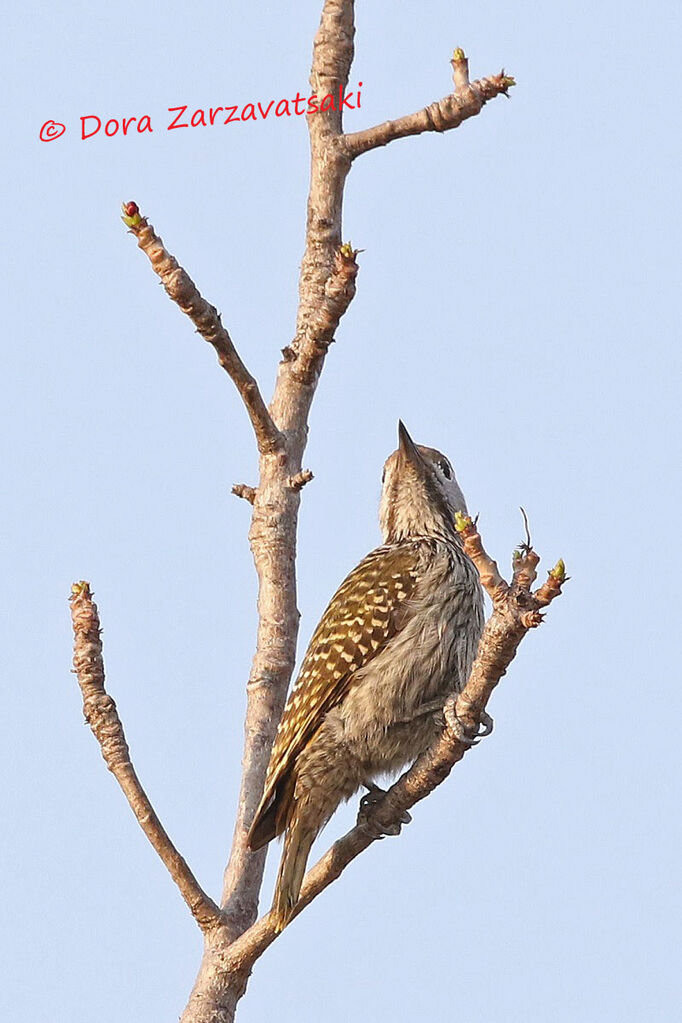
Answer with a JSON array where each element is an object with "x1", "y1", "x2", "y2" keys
[
  {"x1": 287, "y1": 469, "x2": 314, "y2": 492},
  {"x1": 215, "y1": 0, "x2": 359, "y2": 953},
  {"x1": 454, "y1": 511, "x2": 508, "y2": 603},
  {"x1": 512, "y1": 546, "x2": 540, "y2": 594},
  {"x1": 345, "y1": 69, "x2": 515, "y2": 160},
  {"x1": 535, "y1": 560, "x2": 568, "y2": 607},
  {"x1": 289, "y1": 243, "x2": 360, "y2": 384},
  {"x1": 211, "y1": 520, "x2": 566, "y2": 976},
  {"x1": 69, "y1": 582, "x2": 224, "y2": 934},
  {"x1": 121, "y1": 203, "x2": 283, "y2": 456},
  {"x1": 231, "y1": 484, "x2": 257, "y2": 505}
]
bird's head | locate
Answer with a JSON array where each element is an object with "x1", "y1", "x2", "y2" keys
[{"x1": 379, "y1": 421, "x2": 469, "y2": 543}]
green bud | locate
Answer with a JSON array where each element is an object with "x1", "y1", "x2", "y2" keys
[
  {"x1": 455, "y1": 511, "x2": 472, "y2": 533},
  {"x1": 549, "y1": 559, "x2": 566, "y2": 582}
]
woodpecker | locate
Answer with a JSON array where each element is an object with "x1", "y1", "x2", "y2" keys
[{"x1": 248, "y1": 422, "x2": 484, "y2": 931}]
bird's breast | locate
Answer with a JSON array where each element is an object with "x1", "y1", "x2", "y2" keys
[{"x1": 337, "y1": 540, "x2": 483, "y2": 765}]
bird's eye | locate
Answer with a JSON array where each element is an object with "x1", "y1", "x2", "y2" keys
[{"x1": 438, "y1": 459, "x2": 452, "y2": 479}]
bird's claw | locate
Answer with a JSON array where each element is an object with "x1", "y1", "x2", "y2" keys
[
  {"x1": 449, "y1": 710, "x2": 494, "y2": 746},
  {"x1": 449, "y1": 715, "x2": 480, "y2": 745},
  {"x1": 478, "y1": 711, "x2": 494, "y2": 737},
  {"x1": 357, "y1": 786, "x2": 411, "y2": 839}
]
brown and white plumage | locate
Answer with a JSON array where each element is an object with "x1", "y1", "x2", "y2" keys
[{"x1": 248, "y1": 422, "x2": 484, "y2": 930}]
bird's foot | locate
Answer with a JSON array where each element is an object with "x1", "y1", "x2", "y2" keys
[
  {"x1": 447, "y1": 708, "x2": 494, "y2": 746},
  {"x1": 357, "y1": 785, "x2": 411, "y2": 839}
]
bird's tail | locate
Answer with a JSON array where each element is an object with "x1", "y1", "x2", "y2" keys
[{"x1": 272, "y1": 823, "x2": 315, "y2": 933}]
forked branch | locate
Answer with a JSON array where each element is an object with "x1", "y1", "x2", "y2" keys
[{"x1": 345, "y1": 57, "x2": 515, "y2": 159}]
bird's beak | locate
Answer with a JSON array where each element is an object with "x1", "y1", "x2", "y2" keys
[{"x1": 397, "y1": 420, "x2": 423, "y2": 470}]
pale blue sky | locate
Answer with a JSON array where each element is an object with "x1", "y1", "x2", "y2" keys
[{"x1": 3, "y1": 2, "x2": 681, "y2": 1020}]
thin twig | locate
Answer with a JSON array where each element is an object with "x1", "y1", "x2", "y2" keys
[
  {"x1": 287, "y1": 469, "x2": 314, "y2": 491},
  {"x1": 121, "y1": 203, "x2": 283, "y2": 457},
  {"x1": 535, "y1": 560, "x2": 567, "y2": 607},
  {"x1": 69, "y1": 582, "x2": 224, "y2": 934},
  {"x1": 519, "y1": 506, "x2": 532, "y2": 551},
  {"x1": 451, "y1": 48, "x2": 470, "y2": 91},
  {"x1": 454, "y1": 511, "x2": 508, "y2": 603},
  {"x1": 232, "y1": 484, "x2": 257, "y2": 504},
  {"x1": 345, "y1": 70, "x2": 515, "y2": 159}
]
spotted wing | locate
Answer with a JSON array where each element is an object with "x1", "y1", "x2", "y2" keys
[{"x1": 249, "y1": 543, "x2": 420, "y2": 843}]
